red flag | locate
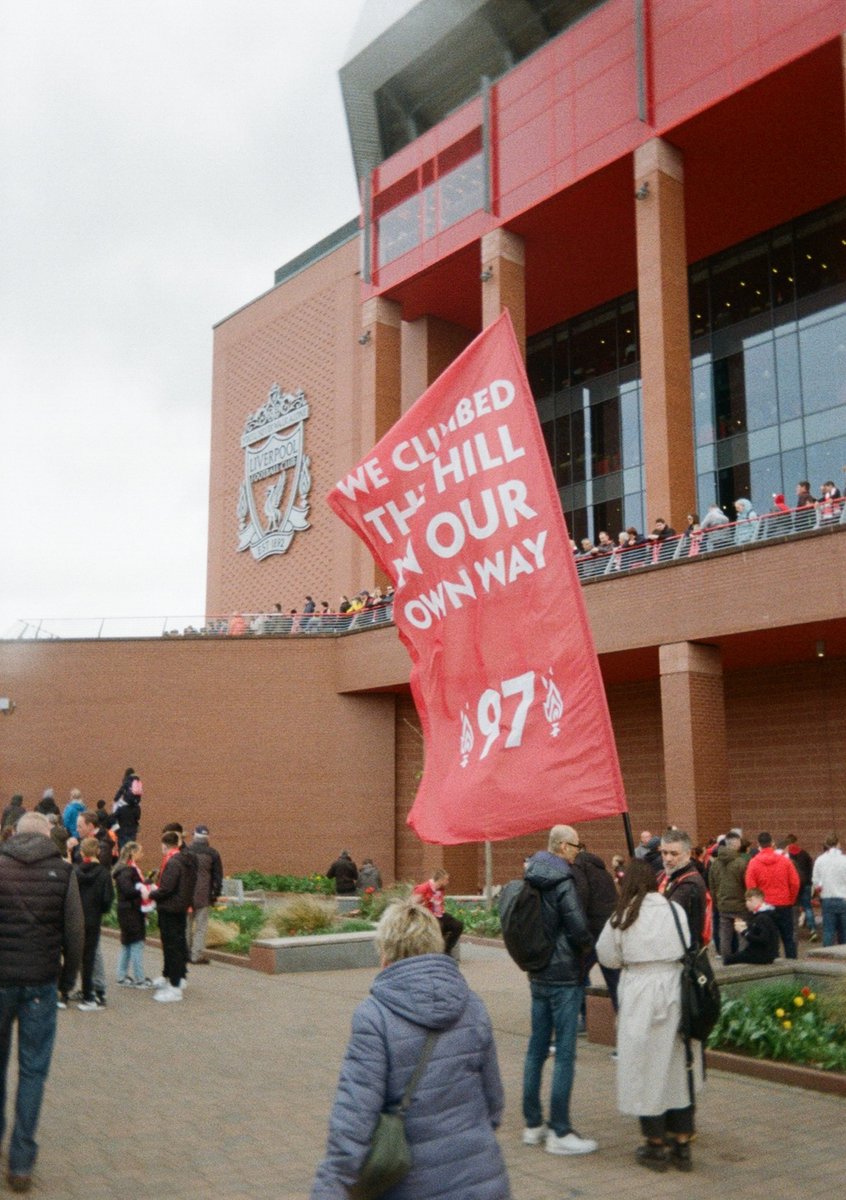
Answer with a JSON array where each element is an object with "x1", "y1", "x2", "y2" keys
[{"x1": 328, "y1": 310, "x2": 626, "y2": 844}]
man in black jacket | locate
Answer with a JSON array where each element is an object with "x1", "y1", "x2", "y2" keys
[
  {"x1": 150, "y1": 831, "x2": 191, "y2": 1002},
  {"x1": 188, "y1": 825, "x2": 223, "y2": 964},
  {"x1": 521, "y1": 825, "x2": 597, "y2": 1158},
  {"x1": 0, "y1": 811, "x2": 83, "y2": 1193}
]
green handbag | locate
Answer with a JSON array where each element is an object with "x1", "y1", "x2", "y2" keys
[{"x1": 350, "y1": 1030, "x2": 439, "y2": 1200}]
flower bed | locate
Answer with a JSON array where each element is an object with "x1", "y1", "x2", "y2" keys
[{"x1": 708, "y1": 979, "x2": 846, "y2": 1072}]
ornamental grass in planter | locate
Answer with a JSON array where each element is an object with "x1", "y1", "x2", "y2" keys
[{"x1": 709, "y1": 979, "x2": 846, "y2": 1071}]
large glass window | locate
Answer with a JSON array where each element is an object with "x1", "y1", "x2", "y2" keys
[
  {"x1": 528, "y1": 293, "x2": 641, "y2": 542},
  {"x1": 691, "y1": 199, "x2": 846, "y2": 517}
]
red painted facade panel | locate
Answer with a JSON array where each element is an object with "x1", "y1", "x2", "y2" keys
[{"x1": 365, "y1": 0, "x2": 844, "y2": 302}]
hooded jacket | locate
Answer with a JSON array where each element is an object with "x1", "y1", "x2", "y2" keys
[
  {"x1": 189, "y1": 837, "x2": 223, "y2": 908},
  {"x1": 75, "y1": 859, "x2": 114, "y2": 927},
  {"x1": 524, "y1": 851, "x2": 592, "y2": 984},
  {"x1": 708, "y1": 845, "x2": 748, "y2": 911},
  {"x1": 311, "y1": 953, "x2": 509, "y2": 1200},
  {"x1": 734, "y1": 498, "x2": 759, "y2": 544},
  {"x1": 0, "y1": 831, "x2": 83, "y2": 990},
  {"x1": 745, "y1": 846, "x2": 800, "y2": 907}
]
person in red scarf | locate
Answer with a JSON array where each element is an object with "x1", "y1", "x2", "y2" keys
[
  {"x1": 412, "y1": 868, "x2": 463, "y2": 954},
  {"x1": 148, "y1": 831, "x2": 191, "y2": 1002}
]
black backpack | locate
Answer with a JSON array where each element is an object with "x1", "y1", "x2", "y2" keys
[{"x1": 498, "y1": 880, "x2": 555, "y2": 973}]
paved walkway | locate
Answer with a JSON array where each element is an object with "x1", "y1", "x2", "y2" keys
[{"x1": 18, "y1": 938, "x2": 843, "y2": 1199}]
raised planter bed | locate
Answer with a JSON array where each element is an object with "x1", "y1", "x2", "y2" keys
[{"x1": 250, "y1": 930, "x2": 379, "y2": 974}]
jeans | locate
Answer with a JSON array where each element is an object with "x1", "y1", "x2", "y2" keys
[
  {"x1": 0, "y1": 984, "x2": 58, "y2": 1176},
  {"x1": 117, "y1": 940, "x2": 146, "y2": 982},
  {"x1": 770, "y1": 905, "x2": 797, "y2": 959},
  {"x1": 523, "y1": 981, "x2": 583, "y2": 1136},
  {"x1": 821, "y1": 897, "x2": 846, "y2": 946},
  {"x1": 796, "y1": 883, "x2": 817, "y2": 933}
]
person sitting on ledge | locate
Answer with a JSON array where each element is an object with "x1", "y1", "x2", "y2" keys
[{"x1": 722, "y1": 888, "x2": 780, "y2": 966}]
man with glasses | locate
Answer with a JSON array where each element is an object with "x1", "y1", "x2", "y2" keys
[{"x1": 521, "y1": 824, "x2": 597, "y2": 1157}]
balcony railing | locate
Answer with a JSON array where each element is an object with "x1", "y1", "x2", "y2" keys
[
  {"x1": 5, "y1": 500, "x2": 843, "y2": 641},
  {"x1": 574, "y1": 498, "x2": 845, "y2": 581}
]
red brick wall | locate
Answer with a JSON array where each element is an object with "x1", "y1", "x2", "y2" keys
[
  {"x1": 2, "y1": 637, "x2": 843, "y2": 889},
  {"x1": 0, "y1": 638, "x2": 396, "y2": 880},
  {"x1": 208, "y1": 237, "x2": 376, "y2": 621},
  {"x1": 725, "y1": 658, "x2": 846, "y2": 855}
]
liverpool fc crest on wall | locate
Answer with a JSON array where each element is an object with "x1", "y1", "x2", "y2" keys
[{"x1": 236, "y1": 384, "x2": 311, "y2": 560}]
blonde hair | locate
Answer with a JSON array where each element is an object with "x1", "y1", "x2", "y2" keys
[
  {"x1": 69, "y1": 788, "x2": 82, "y2": 801},
  {"x1": 118, "y1": 842, "x2": 141, "y2": 866},
  {"x1": 80, "y1": 836, "x2": 100, "y2": 858},
  {"x1": 376, "y1": 899, "x2": 443, "y2": 964}
]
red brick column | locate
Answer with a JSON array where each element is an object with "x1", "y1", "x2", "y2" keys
[
  {"x1": 481, "y1": 228, "x2": 525, "y2": 357},
  {"x1": 360, "y1": 296, "x2": 402, "y2": 447},
  {"x1": 401, "y1": 316, "x2": 474, "y2": 413},
  {"x1": 634, "y1": 138, "x2": 696, "y2": 532},
  {"x1": 659, "y1": 641, "x2": 732, "y2": 844}
]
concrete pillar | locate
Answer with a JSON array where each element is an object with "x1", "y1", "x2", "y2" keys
[
  {"x1": 401, "y1": 316, "x2": 474, "y2": 414},
  {"x1": 481, "y1": 228, "x2": 526, "y2": 357},
  {"x1": 658, "y1": 642, "x2": 732, "y2": 844},
  {"x1": 360, "y1": 296, "x2": 402, "y2": 448},
  {"x1": 634, "y1": 139, "x2": 696, "y2": 532}
]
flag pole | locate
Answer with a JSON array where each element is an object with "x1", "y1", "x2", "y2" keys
[{"x1": 622, "y1": 811, "x2": 635, "y2": 857}]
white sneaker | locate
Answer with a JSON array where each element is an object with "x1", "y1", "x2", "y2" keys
[
  {"x1": 545, "y1": 1131, "x2": 598, "y2": 1156},
  {"x1": 522, "y1": 1125, "x2": 548, "y2": 1145},
  {"x1": 77, "y1": 999, "x2": 103, "y2": 1012},
  {"x1": 152, "y1": 976, "x2": 167, "y2": 988},
  {"x1": 153, "y1": 984, "x2": 183, "y2": 1003}
]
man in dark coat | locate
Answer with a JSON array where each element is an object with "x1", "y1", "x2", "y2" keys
[
  {"x1": 326, "y1": 850, "x2": 358, "y2": 894},
  {"x1": 658, "y1": 829, "x2": 708, "y2": 949},
  {"x1": 0, "y1": 811, "x2": 83, "y2": 1192},
  {"x1": 521, "y1": 824, "x2": 597, "y2": 1157},
  {"x1": 188, "y1": 825, "x2": 223, "y2": 964},
  {"x1": 149, "y1": 831, "x2": 192, "y2": 1002},
  {"x1": 571, "y1": 847, "x2": 621, "y2": 1012}
]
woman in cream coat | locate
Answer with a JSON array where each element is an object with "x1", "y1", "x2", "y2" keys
[{"x1": 596, "y1": 859, "x2": 703, "y2": 1172}]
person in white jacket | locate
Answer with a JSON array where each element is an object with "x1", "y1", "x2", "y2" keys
[{"x1": 596, "y1": 859, "x2": 703, "y2": 1173}]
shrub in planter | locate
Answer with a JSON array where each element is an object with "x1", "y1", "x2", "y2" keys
[
  {"x1": 271, "y1": 895, "x2": 335, "y2": 936},
  {"x1": 233, "y1": 870, "x2": 333, "y2": 895},
  {"x1": 709, "y1": 980, "x2": 846, "y2": 1071},
  {"x1": 445, "y1": 900, "x2": 501, "y2": 938},
  {"x1": 205, "y1": 903, "x2": 268, "y2": 954}
]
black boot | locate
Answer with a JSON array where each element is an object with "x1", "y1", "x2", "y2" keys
[
  {"x1": 669, "y1": 1139, "x2": 692, "y2": 1171},
  {"x1": 636, "y1": 1142, "x2": 669, "y2": 1172}
]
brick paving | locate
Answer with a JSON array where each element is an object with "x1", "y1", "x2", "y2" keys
[{"x1": 16, "y1": 938, "x2": 842, "y2": 1199}]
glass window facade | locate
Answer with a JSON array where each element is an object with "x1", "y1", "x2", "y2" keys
[
  {"x1": 690, "y1": 199, "x2": 846, "y2": 517},
  {"x1": 527, "y1": 199, "x2": 845, "y2": 547},
  {"x1": 377, "y1": 150, "x2": 485, "y2": 268},
  {"x1": 526, "y1": 295, "x2": 642, "y2": 543}
]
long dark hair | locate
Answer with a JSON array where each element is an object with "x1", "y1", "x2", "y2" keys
[{"x1": 610, "y1": 858, "x2": 658, "y2": 930}]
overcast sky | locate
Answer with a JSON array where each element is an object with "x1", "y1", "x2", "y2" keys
[{"x1": 0, "y1": 0, "x2": 367, "y2": 637}]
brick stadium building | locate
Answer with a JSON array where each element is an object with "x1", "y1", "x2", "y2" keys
[{"x1": 2, "y1": 0, "x2": 845, "y2": 886}]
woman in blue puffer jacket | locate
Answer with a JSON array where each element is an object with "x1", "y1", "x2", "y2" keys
[{"x1": 311, "y1": 899, "x2": 511, "y2": 1200}]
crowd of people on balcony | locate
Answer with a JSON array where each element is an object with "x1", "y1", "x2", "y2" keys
[
  {"x1": 572, "y1": 473, "x2": 844, "y2": 575},
  {"x1": 165, "y1": 586, "x2": 396, "y2": 639}
]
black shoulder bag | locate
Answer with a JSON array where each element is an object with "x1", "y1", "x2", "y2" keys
[
  {"x1": 350, "y1": 1029, "x2": 439, "y2": 1200},
  {"x1": 667, "y1": 899, "x2": 721, "y2": 1105}
]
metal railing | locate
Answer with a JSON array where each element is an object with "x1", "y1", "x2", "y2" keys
[
  {"x1": 5, "y1": 499, "x2": 843, "y2": 640},
  {"x1": 574, "y1": 498, "x2": 845, "y2": 581},
  {"x1": 4, "y1": 603, "x2": 396, "y2": 642}
]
